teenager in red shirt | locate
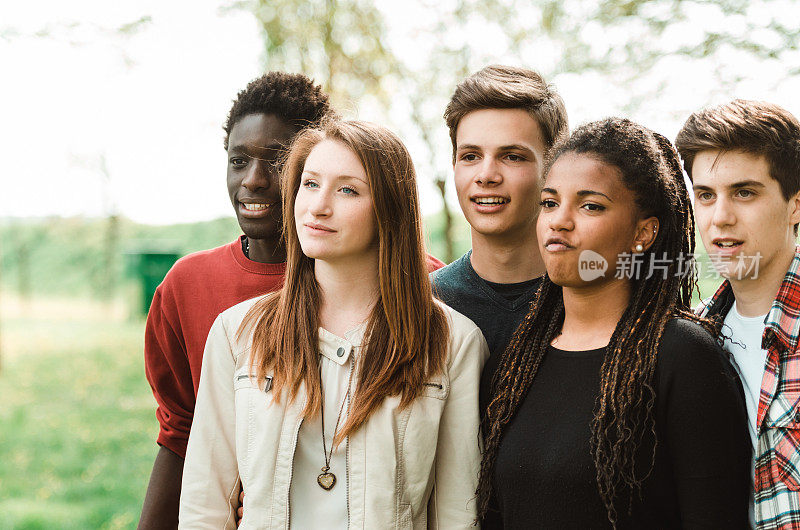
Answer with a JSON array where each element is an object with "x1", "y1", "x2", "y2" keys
[{"x1": 138, "y1": 72, "x2": 333, "y2": 528}]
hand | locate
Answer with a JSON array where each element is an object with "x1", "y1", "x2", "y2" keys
[{"x1": 235, "y1": 490, "x2": 245, "y2": 526}]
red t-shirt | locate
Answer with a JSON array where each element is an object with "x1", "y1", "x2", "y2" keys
[{"x1": 144, "y1": 237, "x2": 446, "y2": 458}]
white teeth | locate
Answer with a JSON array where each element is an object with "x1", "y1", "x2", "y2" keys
[
  {"x1": 243, "y1": 203, "x2": 268, "y2": 211},
  {"x1": 474, "y1": 197, "x2": 507, "y2": 205},
  {"x1": 717, "y1": 241, "x2": 739, "y2": 247}
]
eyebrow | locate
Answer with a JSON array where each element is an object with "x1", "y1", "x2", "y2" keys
[
  {"x1": 498, "y1": 144, "x2": 534, "y2": 153},
  {"x1": 693, "y1": 180, "x2": 767, "y2": 192},
  {"x1": 302, "y1": 170, "x2": 368, "y2": 184},
  {"x1": 542, "y1": 187, "x2": 612, "y2": 201},
  {"x1": 228, "y1": 143, "x2": 285, "y2": 154},
  {"x1": 456, "y1": 143, "x2": 533, "y2": 154},
  {"x1": 456, "y1": 144, "x2": 482, "y2": 152},
  {"x1": 577, "y1": 190, "x2": 612, "y2": 201}
]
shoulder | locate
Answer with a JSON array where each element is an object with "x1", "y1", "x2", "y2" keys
[
  {"x1": 160, "y1": 241, "x2": 236, "y2": 287},
  {"x1": 210, "y1": 292, "x2": 277, "y2": 355},
  {"x1": 661, "y1": 317, "x2": 717, "y2": 349},
  {"x1": 218, "y1": 292, "x2": 274, "y2": 331},
  {"x1": 656, "y1": 317, "x2": 732, "y2": 381},
  {"x1": 436, "y1": 300, "x2": 489, "y2": 367},
  {"x1": 431, "y1": 253, "x2": 471, "y2": 296},
  {"x1": 430, "y1": 252, "x2": 467, "y2": 281},
  {"x1": 425, "y1": 253, "x2": 447, "y2": 273}
]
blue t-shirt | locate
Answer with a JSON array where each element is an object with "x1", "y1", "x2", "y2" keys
[{"x1": 430, "y1": 251, "x2": 541, "y2": 412}]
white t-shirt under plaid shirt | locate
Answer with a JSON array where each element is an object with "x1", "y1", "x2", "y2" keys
[{"x1": 723, "y1": 303, "x2": 769, "y2": 528}]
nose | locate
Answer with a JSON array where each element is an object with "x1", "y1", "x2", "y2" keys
[
  {"x1": 710, "y1": 196, "x2": 736, "y2": 228},
  {"x1": 475, "y1": 158, "x2": 502, "y2": 186},
  {"x1": 547, "y1": 204, "x2": 574, "y2": 232},
  {"x1": 308, "y1": 188, "x2": 333, "y2": 218},
  {"x1": 241, "y1": 159, "x2": 273, "y2": 192}
]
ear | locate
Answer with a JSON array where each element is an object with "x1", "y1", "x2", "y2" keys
[
  {"x1": 632, "y1": 216, "x2": 660, "y2": 252},
  {"x1": 788, "y1": 190, "x2": 800, "y2": 227}
]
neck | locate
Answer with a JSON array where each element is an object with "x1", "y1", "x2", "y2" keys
[
  {"x1": 247, "y1": 236, "x2": 286, "y2": 264},
  {"x1": 315, "y1": 252, "x2": 380, "y2": 337},
  {"x1": 469, "y1": 228, "x2": 545, "y2": 283},
  {"x1": 729, "y1": 246, "x2": 795, "y2": 317},
  {"x1": 557, "y1": 278, "x2": 631, "y2": 351}
]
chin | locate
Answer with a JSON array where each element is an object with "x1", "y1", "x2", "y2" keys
[
  {"x1": 298, "y1": 245, "x2": 325, "y2": 260},
  {"x1": 240, "y1": 222, "x2": 281, "y2": 241},
  {"x1": 544, "y1": 262, "x2": 575, "y2": 286},
  {"x1": 470, "y1": 221, "x2": 511, "y2": 237}
]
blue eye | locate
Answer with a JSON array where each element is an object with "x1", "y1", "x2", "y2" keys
[
  {"x1": 341, "y1": 186, "x2": 358, "y2": 195},
  {"x1": 302, "y1": 179, "x2": 319, "y2": 188}
]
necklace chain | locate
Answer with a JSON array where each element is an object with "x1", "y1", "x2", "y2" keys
[{"x1": 320, "y1": 354, "x2": 355, "y2": 477}]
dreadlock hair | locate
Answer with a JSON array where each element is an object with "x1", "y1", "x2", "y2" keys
[
  {"x1": 223, "y1": 71, "x2": 333, "y2": 149},
  {"x1": 477, "y1": 118, "x2": 716, "y2": 527}
]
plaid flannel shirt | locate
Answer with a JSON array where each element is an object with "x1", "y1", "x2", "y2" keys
[{"x1": 698, "y1": 246, "x2": 800, "y2": 530}]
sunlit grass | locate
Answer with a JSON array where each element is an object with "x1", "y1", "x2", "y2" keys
[{"x1": 0, "y1": 297, "x2": 157, "y2": 529}]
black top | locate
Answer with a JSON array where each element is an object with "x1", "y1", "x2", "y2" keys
[
  {"x1": 430, "y1": 251, "x2": 542, "y2": 411},
  {"x1": 488, "y1": 318, "x2": 751, "y2": 530}
]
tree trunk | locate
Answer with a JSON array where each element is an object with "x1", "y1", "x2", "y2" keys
[{"x1": 435, "y1": 177, "x2": 455, "y2": 263}]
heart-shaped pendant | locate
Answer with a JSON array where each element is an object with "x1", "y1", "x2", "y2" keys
[{"x1": 317, "y1": 471, "x2": 336, "y2": 490}]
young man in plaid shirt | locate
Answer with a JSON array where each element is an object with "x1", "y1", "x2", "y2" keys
[{"x1": 677, "y1": 100, "x2": 800, "y2": 529}]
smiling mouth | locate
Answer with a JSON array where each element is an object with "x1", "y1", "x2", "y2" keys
[
  {"x1": 241, "y1": 203, "x2": 270, "y2": 211},
  {"x1": 714, "y1": 240, "x2": 743, "y2": 249},
  {"x1": 471, "y1": 197, "x2": 509, "y2": 205}
]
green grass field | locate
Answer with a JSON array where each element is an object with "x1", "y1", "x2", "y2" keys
[{"x1": 0, "y1": 297, "x2": 158, "y2": 529}]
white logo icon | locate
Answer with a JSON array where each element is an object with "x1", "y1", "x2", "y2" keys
[{"x1": 578, "y1": 250, "x2": 608, "y2": 281}]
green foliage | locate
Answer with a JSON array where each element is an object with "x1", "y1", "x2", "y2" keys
[
  {"x1": 424, "y1": 208, "x2": 472, "y2": 263},
  {"x1": 232, "y1": 0, "x2": 398, "y2": 111},
  {"x1": 0, "y1": 213, "x2": 463, "y2": 300},
  {"x1": 0, "y1": 217, "x2": 240, "y2": 298},
  {"x1": 0, "y1": 313, "x2": 156, "y2": 529}
]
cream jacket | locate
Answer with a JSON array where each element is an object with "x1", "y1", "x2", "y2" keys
[{"x1": 179, "y1": 296, "x2": 489, "y2": 529}]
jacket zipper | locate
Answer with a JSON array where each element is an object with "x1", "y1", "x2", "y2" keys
[
  {"x1": 346, "y1": 350, "x2": 353, "y2": 528},
  {"x1": 285, "y1": 412, "x2": 304, "y2": 529}
]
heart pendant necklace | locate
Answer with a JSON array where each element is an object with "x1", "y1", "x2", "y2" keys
[{"x1": 318, "y1": 355, "x2": 354, "y2": 491}]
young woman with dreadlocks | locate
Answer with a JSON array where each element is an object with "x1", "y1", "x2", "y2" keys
[{"x1": 478, "y1": 118, "x2": 751, "y2": 529}]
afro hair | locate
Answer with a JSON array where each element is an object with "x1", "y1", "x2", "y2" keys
[{"x1": 223, "y1": 72, "x2": 333, "y2": 149}]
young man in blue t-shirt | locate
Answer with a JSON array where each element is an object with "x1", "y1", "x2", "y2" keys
[{"x1": 431, "y1": 65, "x2": 568, "y2": 409}]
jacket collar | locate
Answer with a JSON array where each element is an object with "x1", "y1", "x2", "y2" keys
[{"x1": 318, "y1": 325, "x2": 365, "y2": 365}]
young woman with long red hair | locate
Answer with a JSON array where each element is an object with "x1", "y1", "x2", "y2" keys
[{"x1": 179, "y1": 119, "x2": 488, "y2": 528}]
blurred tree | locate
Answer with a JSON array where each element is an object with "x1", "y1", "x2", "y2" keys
[
  {"x1": 234, "y1": 0, "x2": 798, "y2": 261},
  {"x1": 230, "y1": 0, "x2": 467, "y2": 260},
  {"x1": 429, "y1": 0, "x2": 800, "y2": 116},
  {"x1": 233, "y1": 0, "x2": 398, "y2": 111}
]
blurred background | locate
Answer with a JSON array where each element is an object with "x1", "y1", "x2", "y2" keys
[{"x1": 1, "y1": 0, "x2": 799, "y2": 527}]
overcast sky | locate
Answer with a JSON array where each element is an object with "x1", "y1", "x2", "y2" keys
[{"x1": 2, "y1": 0, "x2": 799, "y2": 225}]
